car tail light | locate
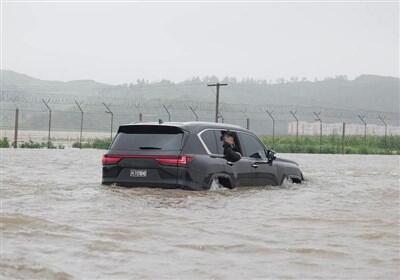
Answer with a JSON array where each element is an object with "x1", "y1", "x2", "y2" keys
[
  {"x1": 156, "y1": 155, "x2": 193, "y2": 166},
  {"x1": 102, "y1": 154, "x2": 193, "y2": 166},
  {"x1": 102, "y1": 155, "x2": 122, "y2": 165}
]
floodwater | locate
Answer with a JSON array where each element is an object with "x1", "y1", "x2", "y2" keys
[{"x1": 1, "y1": 149, "x2": 399, "y2": 279}]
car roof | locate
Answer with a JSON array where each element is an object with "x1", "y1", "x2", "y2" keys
[{"x1": 120, "y1": 121, "x2": 250, "y2": 134}]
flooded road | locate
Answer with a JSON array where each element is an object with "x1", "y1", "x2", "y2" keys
[{"x1": 1, "y1": 149, "x2": 399, "y2": 279}]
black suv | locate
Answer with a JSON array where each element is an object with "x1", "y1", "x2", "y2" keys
[{"x1": 102, "y1": 122, "x2": 303, "y2": 190}]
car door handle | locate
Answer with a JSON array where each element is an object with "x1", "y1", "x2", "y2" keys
[
  {"x1": 226, "y1": 161, "x2": 234, "y2": 166},
  {"x1": 251, "y1": 163, "x2": 259, "y2": 168}
]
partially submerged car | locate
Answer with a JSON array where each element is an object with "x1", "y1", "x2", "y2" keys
[{"x1": 102, "y1": 122, "x2": 304, "y2": 190}]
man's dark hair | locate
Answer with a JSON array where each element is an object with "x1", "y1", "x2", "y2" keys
[{"x1": 222, "y1": 131, "x2": 235, "y2": 137}]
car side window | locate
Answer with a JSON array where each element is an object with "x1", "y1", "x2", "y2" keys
[
  {"x1": 200, "y1": 130, "x2": 219, "y2": 154},
  {"x1": 216, "y1": 131, "x2": 225, "y2": 154},
  {"x1": 239, "y1": 133, "x2": 267, "y2": 159}
]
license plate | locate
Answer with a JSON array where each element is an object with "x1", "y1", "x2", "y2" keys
[{"x1": 130, "y1": 169, "x2": 147, "y2": 177}]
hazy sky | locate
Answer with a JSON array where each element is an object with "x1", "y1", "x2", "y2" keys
[{"x1": 2, "y1": 1, "x2": 399, "y2": 84}]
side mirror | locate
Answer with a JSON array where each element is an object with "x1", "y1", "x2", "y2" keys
[{"x1": 266, "y1": 149, "x2": 276, "y2": 163}]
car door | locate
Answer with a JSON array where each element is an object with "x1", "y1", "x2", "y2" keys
[
  {"x1": 238, "y1": 132, "x2": 277, "y2": 186},
  {"x1": 226, "y1": 157, "x2": 255, "y2": 187},
  {"x1": 197, "y1": 129, "x2": 229, "y2": 184},
  {"x1": 213, "y1": 130, "x2": 254, "y2": 187}
]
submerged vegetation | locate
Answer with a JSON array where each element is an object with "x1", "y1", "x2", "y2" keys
[
  {"x1": 260, "y1": 135, "x2": 400, "y2": 155},
  {"x1": 74, "y1": 135, "x2": 399, "y2": 155},
  {"x1": 2, "y1": 135, "x2": 399, "y2": 155},
  {"x1": 0, "y1": 137, "x2": 10, "y2": 148},
  {"x1": 0, "y1": 139, "x2": 65, "y2": 149},
  {"x1": 19, "y1": 140, "x2": 65, "y2": 149},
  {"x1": 72, "y1": 139, "x2": 111, "y2": 149}
]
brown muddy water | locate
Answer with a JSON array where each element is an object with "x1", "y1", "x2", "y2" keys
[{"x1": 0, "y1": 149, "x2": 399, "y2": 279}]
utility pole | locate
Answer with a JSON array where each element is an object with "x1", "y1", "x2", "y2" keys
[
  {"x1": 208, "y1": 82, "x2": 228, "y2": 123},
  {"x1": 75, "y1": 100, "x2": 84, "y2": 149},
  {"x1": 162, "y1": 104, "x2": 171, "y2": 121},
  {"x1": 378, "y1": 115, "x2": 387, "y2": 149},
  {"x1": 13, "y1": 108, "x2": 19, "y2": 148},
  {"x1": 313, "y1": 112, "x2": 322, "y2": 153},
  {"x1": 42, "y1": 99, "x2": 52, "y2": 148},
  {"x1": 289, "y1": 110, "x2": 299, "y2": 145},
  {"x1": 102, "y1": 103, "x2": 113, "y2": 142},
  {"x1": 266, "y1": 110, "x2": 275, "y2": 148},
  {"x1": 188, "y1": 105, "x2": 199, "y2": 121},
  {"x1": 357, "y1": 114, "x2": 367, "y2": 144}
]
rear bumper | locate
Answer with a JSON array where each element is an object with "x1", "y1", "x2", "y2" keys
[
  {"x1": 102, "y1": 162, "x2": 211, "y2": 190},
  {"x1": 101, "y1": 178, "x2": 207, "y2": 191}
]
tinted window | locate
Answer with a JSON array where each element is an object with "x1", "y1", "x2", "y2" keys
[
  {"x1": 111, "y1": 132, "x2": 183, "y2": 151},
  {"x1": 200, "y1": 130, "x2": 219, "y2": 154},
  {"x1": 239, "y1": 133, "x2": 267, "y2": 159},
  {"x1": 216, "y1": 131, "x2": 225, "y2": 154}
]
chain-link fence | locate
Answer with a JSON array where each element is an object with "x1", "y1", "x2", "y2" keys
[{"x1": 1, "y1": 97, "x2": 399, "y2": 149}]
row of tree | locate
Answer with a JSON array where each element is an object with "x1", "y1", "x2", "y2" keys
[{"x1": 117, "y1": 75, "x2": 350, "y2": 88}]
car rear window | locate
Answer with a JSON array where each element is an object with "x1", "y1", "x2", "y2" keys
[{"x1": 111, "y1": 125, "x2": 184, "y2": 151}]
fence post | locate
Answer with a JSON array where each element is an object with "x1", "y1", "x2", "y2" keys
[
  {"x1": 134, "y1": 102, "x2": 143, "y2": 122},
  {"x1": 13, "y1": 108, "x2": 19, "y2": 148},
  {"x1": 240, "y1": 111, "x2": 250, "y2": 130},
  {"x1": 218, "y1": 113, "x2": 224, "y2": 123},
  {"x1": 162, "y1": 104, "x2": 171, "y2": 121},
  {"x1": 42, "y1": 99, "x2": 52, "y2": 148},
  {"x1": 313, "y1": 112, "x2": 322, "y2": 153},
  {"x1": 289, "y1": 110, "x2": 299, "y2": 146},
  {"x1": 102, "y1": 103, "x2": 113, "y2": 142},
  {"x1": 341, "y1": 121, "x2": 346, "y2": 154},
  {"x1": 266, "y1": 110, "x2": 275, "y2": 148},
  {"x1": 357, "y1": 114, "x2": 367, "y2": 144},
  {"x1": 188, "y1": 105, "x2": 199, "y2": 121},
  {"x1": 75, "y1": 100, "x2": 84, "y2": 149},
  {"x1": 378, "y1": 115, "x2": 387, "y2": 150}
]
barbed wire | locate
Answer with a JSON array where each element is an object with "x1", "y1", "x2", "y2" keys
[
  {"x1": 2, "y1": 83, "x2": 399, "y2": 115},
  {"x1": 1, "y1": 102, "x2": 399, "y2": 123},
  {"x1": 2, "y1": 85, "x2": 400, "y2": 140},
  {"x1": 1, "y1": 99, "x2": 399, "y2": 121}
]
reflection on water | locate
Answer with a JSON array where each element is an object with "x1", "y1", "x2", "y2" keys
[{"x1": 1, "y1": 149, "x2": 399, "y2": 279}]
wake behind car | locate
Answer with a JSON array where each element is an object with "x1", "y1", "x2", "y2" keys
[{"x1": 102, "y1": 121, "x2": 304, "y2": 190}]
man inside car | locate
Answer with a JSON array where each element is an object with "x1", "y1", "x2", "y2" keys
[{"x1": 222, "y1": 131, "x2": 241, "y2": 162}]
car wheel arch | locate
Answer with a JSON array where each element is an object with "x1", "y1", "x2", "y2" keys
[
  {"x1": 208, "y1": 173, "x2": 234, "y2": 189},
  {"x1": 282, "y1": 174, "x2": 302, "y2": 184}
]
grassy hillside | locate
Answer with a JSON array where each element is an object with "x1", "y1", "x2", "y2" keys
[
  {"x1": 2, "y1": 70, "x2": 399, "y2": 113},
  {"x1": 1, "y1": 70, "x2": 112, "y2": 95}
]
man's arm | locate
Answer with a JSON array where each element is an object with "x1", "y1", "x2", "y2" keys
[{"x1": 223, "y1": 143, "x2": 241, "y2": 162}]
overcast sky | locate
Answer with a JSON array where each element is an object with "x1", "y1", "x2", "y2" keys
[{"x1": 2, "y1": 1, "x2": 399, "y2": 84}]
